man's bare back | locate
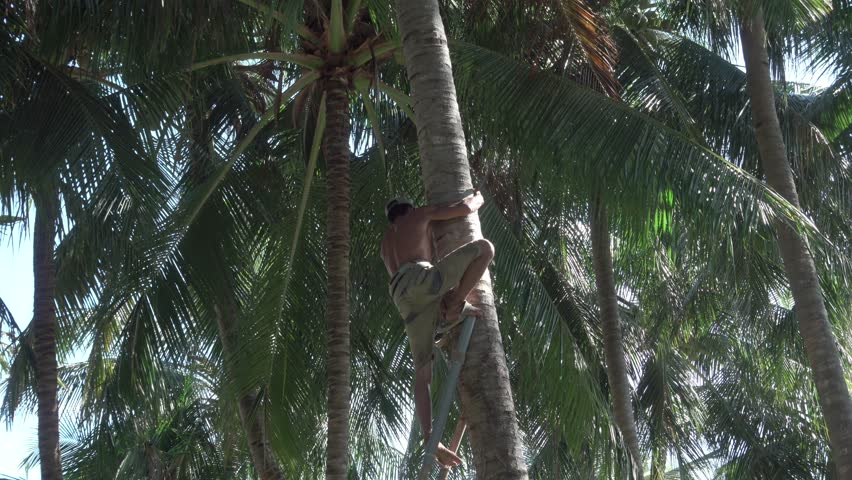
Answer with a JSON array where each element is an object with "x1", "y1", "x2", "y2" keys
[
  {"x1": 381, "y1": 207, "x2": 434, "y2": 276},
  {"x1": 381, "y1": 192, "x2": 486, "y2": 274}
]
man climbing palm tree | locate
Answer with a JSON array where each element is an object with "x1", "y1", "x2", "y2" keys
[{"x1": 380, "y1": 192, "x2": 494, "y2": 469}]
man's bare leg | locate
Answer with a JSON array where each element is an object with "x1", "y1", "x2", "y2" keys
[
  {"x1": 442, "y1": 239, "x2": 495, "y2": 325},
  {"x1": 448, "y1": 418, "x2": 467, "y2": 452},
  {"x1": 438, "y1": 419, "x2": 467, "y2": 480},
  {"x1": 415, "y1": 363, "x2": 462, "y2": 467}
]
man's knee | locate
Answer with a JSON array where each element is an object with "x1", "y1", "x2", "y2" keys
[{"x1": 474, "y1": 238, "x2": 494, "y2": 260}]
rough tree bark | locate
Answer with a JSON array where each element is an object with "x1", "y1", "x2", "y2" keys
[
  {"x1": 322, "y1": 76, "x2": 352, "y2": 480},
  {"x1": 395, "y1": 0, "x2": 528, "y2": 477},
  {"x1": 740, "y1": 10, "x2": 852, "y2": 478},
  {"x1": 590, "y1": 199, "x2": 643, "y2": 478},
  {"x1": 32, "y1": 192, "x2": 62, "y2": 480}
]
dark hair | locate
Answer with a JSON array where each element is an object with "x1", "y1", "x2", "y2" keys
[{"x1": 387, "y1": 203, "x2": 413, "y2": 223}]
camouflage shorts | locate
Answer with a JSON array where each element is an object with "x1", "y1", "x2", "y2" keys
[{"x1": 389, "y1": 242, "x2": 482, "y2": 370}]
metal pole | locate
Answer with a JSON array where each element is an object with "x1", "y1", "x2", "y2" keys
[{"x1": 418, "y1": 316, "x2": 476, "y2": 480}]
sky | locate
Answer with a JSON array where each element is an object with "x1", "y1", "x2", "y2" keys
[
  {"x1": 1, "y1": 225, "x2": 38, "y2": 480},
  {"x1": 0, "y1": 44, "x2": 838, "y2": 480}
]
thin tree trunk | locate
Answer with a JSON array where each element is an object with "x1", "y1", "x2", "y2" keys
[
  {"x1": 189, "y1": 104, "x2": 286, "y2": 480},
  {"x1": 214, "y1": 298, "x2": 284, "y2": 480},
  {"x1": 395, "y1": 1, "x2": 528, "y2": 477},
  {"x1": 323, "y1": 77, "x2": 352, "y2": 480},
  {"x1": 740, "y1": 11, "x2": 852, "y2": 477},
  {"x1": 32, "y1": 192, "x2": 62, "y2": 480},
  {"x1": 236, "y1": 393, "x2": 281, "y2": 480},
  {"x1": 590, "y1": 200, "x2": 643, "y2": 478}
]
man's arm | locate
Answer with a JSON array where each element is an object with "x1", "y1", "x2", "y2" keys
[{"x1": 420, "y1": 191, "x2": 485, "y2": 221}]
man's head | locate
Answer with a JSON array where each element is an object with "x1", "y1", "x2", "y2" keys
[{"x1": 386, "y1": 197, "x2": 414, "y2": 223}]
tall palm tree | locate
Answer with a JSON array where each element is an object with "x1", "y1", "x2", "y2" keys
[
  {"x1": 0, "y1": 9, "x2": 168, "y2": 477},
  {"x1": 395, "y1": 0, "x2": 529, "y2": 477},
  {"x1": 321, "y1": 73, "x2": 353, "y2": 480},
  {"x1": 590, "y1": 200, "x2": 643, "y2": 477},
  {"x1": 51, "y1": 3, "x2": 398, "y2": 477},
  {"x1": 557, "y1": 1, "x2": 851, "y2": 472},
  {"x1": 184, "y1": 96, "x2": 286, "y2": 480},
  {"x1": 543, "y1": 3, "x2": 645, "y2": 473},
  {"x1": 31, "y1": 191, "x2": 61, "y2": 480},
  {"x1": 739, "y1": 9, "x2": 852, "y2": 475},
  {"x1": 19, "y1": 4, "x2": 292, "y2": 476}
]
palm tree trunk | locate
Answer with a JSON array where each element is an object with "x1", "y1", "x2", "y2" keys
[
  {"x1": 32, "y1": 192, "x2": 62, "y2": 480},
  {"x1": 590, "y1": 200, "x2": 643, "y2": 478},
  {"x1": 323, "y1": 77, "x2": 352, "y2": 480},
  {"x1": 237, "y1": 393, "x2": 282, "y2": 480},
  {"x1": 395, "y1": 1, "x2": 528, "y2": 477},
  {"x1": 214, "y1": 298, "x2": 284, "y2": 480},
  {"x1": 740, "y1": 11, "x2": 852, "y2": 477}
]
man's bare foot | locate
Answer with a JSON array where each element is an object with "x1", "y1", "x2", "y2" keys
[
  {"x1": 436, "y1": 442, "x2": 463, "y2": 467},
  {"x1": 441, "y1": 296, "x2": 482, "y2": 327}
]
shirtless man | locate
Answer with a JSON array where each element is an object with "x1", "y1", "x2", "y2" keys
[{"x1": 380, "y1": 192, "x2": 495, "y2": 468}]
